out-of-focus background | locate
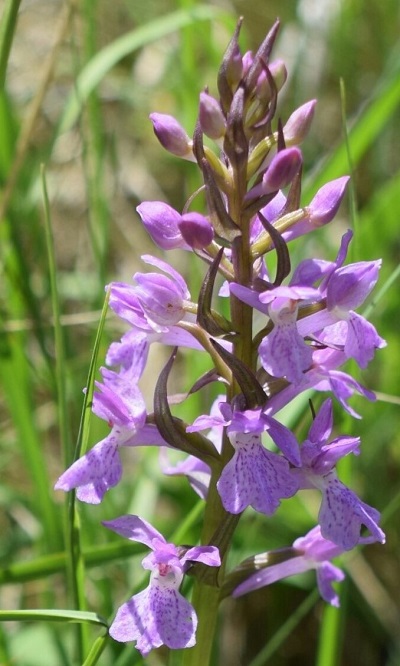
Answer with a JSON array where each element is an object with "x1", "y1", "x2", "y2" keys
[{"x1": 0, "y1": 0, "x2": 399, "y2": 664}]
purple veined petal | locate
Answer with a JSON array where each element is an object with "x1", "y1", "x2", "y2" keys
[
  {"x1": 158, "y1": 326, "x2": 206, "y2": 351},
  {"x1": 109, "y1": 587, "x2": 155, "y2": 650},
  {"x1": 122, "y1": 423, "x2": 169, "y2": 448},
  {"x1": 102, "y1": 514, "x2": 165, "y2": 548},
  {"x1": 312, "y1": 436, "x2": 361, "y2": 474},
  {"x1": 316, "y1": 562, "x2": 345, "y2": 607},
  {"x1": 228, "y1": 407, "x2": 264, "y2": 434},
  {"x1": 331, "y1": 229, "x2": 353, "y2": 272},
  {"x1": 181, "y1": 545, "x2": 221, "y2": 567},
  {"x1": 92, "y1": 370, "x2": 146, "y2": 429},
  {"x1": 262, "y1": 414, "x2": 301, "y2": 466},
  {"x1": 229, "y1": 283, "x2": 267, "y2": 313},
  {"x1": 233, "y1": 555, "x2": 313, "y2": 597},
  {"x1": 234, "y1": 525, "x2": 347, "y2": 607},
  {"x1": 148, "y1": 583, "x2": 197, "y2": 651},
  {"x1": 327, "y1": 370, "x2": 376, "y2": 419},
  {"x1": 140, "y1": 254, "x2": 190, "y2": 299},
  {"x1": 109, "y1": 581, "x2": 197, "y2": 654},
  {"x1": 160, "y1": 449, "x2": 211, "y2": 499},
  {"x1": 106, "y1": 331, "x2": 149, "y2": 380},
  {"x1": 327, "y1": 260, "x2": 381, "y2": 312},
  {"x1": 54, "y1": 435, "x2": 122, "y2": 504},
  {"x1": 187, "y1": 412, "x2": 228, "y2": 433},
  {"x1": 108, "y1": 282, "x2": 150, "y2": 329},
  {"x1": 259, "y1": 284, "x2": 319, "y2": 304},
  {"x1": 308, "y1": 398, "x2": 333, "y2": 444},
  {"x1": 293, "y1": 525, "x2": 342, "y2": 561},
  {"x1": 344, "y1": 312, "x2": 386, "y2": 368},
  {"x1": 134, "y1": 273, "x2": 186, "y2": 327},
  {"x1": 217, "y1": 433, "x2": 299, "y2": 515},
  {"x1": 259, "y1": 320, "x2": 313, "y2": 385},
  {"x1": 296, "y1": 310, "x2": 338, "y2": 339},
  {"x1": 318, "y1": 473, "x2": 386, "y2": 550},
  {"x1": 136, "y1": 201, "x2": 189, "y2": 250},
  {"x1": 291, "y1": 258, "x2": 334, "y2": 287}
]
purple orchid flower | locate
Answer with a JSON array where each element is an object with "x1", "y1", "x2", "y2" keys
[
  {"x1": 233, "y1": 525, "x2": 381, "y2": 607},
  {"x1": 54, "y1": 369, "x2": 166, "y2": 503},
  {"x1": 265, "y1": 343, "x2": 376, "y2": 420},
  {"x1": 230, "y1": 283, "x2": 319, "y2": 384},
  {"x1": 292, "y1": 399, "x2": 385, "y2": 549},
  {"x1": 295, "y1": 232, "x2": 386, "y2": 367},
  {"x1": 188, "y1": 401, "x2": 300, "y2": 515},
  {"x1": 160, "y1": 449, "x2": 211, "y2": 500},
  {"x1": 103, "y1": 515, "x2": 220, "y2": 655},
  {"x1": 133, "y1": 255, "x2": 191, "y2": 329}
]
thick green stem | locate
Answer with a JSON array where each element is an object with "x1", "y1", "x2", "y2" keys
[{"x1": 182, "y1": 473, "x2": 228, "y2": 666}]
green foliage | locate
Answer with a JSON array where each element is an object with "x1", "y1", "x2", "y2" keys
[{"x1": 0, "y1": 1, "x2": 399, "y2": 665}]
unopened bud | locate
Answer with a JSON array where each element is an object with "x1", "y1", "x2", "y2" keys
[
  {"x1": 308, "y1": 176, "x2": 350, "y2": 226},
  {"x1": 149, "y1": 113, "x2": 195, "y2": 161},
  {"x1": 263, "y1": 147, "x2": 302, "y2": 191},
  {"x1": 246, "y1": 147, "x2": 302, "y2": 200},
  {"x1": 179, "y1": 212, "x2": 214, "y2": 249},
  {"x1": 136, "y1": 201, "x2": 188, "y2": 250},
  {"x1": 283, "y1": 100, "x2": 317, "y2": 145},
  {"x1": 256, "y1": 59, "x2": 287, "y2": 101},
  {"x1": 199, "y1": 91, "x2": 226, "y2": 140},
  {"x1": 218, "y1": 18, "x2": 243, "y2": 113},
  {"x1": 242, "y1": 51, "x2": 253, "y2": 76}
]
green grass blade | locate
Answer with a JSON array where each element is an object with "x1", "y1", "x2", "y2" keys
[
  {"x1": 304, "y1": 64, "x2": 400, "y2": 199},
  {"x1": 82, "y1": 633, "x2": 109, "y2": 666},
  {"x1": 0, "y1": 540, "x2": 142, "y2": 586},
  {"x1": 315, "y1": 589, "x2": 347, "y2": 666},
  {"x1": 0, "y1": 0, "x2": 22, "y2": 89},
  {"x1": 248, "y1": 590, "x2": 319, "y2": 666},
  {"x1": 0, "y1": 610, "x2": 108, "y2": 627},
  {"x1": 41, "y1": 165, "x2": 71, "y2": 467},
  {"x1": 58, "y1": 5, "x2": 232, "y2": 134},
  {"x1": 0, "y1": 333, "x2": 61, "y2": 551}
]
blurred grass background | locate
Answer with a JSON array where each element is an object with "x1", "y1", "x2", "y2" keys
[{"x1": 0, "y1": 0, "x2": 399, "y2": 664}]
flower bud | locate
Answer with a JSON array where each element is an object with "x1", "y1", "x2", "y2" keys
[
  {"x1": 242, "y1": 50, "x2": 253, "y2": 76},
  {"x1": 136, "y1": 201, "x2": 188, "y2": 250},
  {"x1": 308, "y1": 176, "x2": 350, "y2": 226},
  {"x1": 179, "y1": 212, "x2": 214, "y2": 249},
  {"x1": 199, "y1": 91, "x2": 226, "y2": 140},
  {"x1": 283, "y1": 100, "x2": 317, "y2": 145},
  {"x1": 246, "y1": 147, "x2": 302, "y2": 200},
  {"x1": 149, "y1": 113, "x2": 195, "y2": 161},
  {"x1": 263, "y1": 147, "x2": 302, "y2": 192},
  {"x1": 256, "y1": 59, "x2": 287, "y2": 100},
  {"x1": 225, "y1": 40, "x2": 243, "y2": 89}
]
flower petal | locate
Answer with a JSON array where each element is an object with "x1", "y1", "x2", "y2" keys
[
  {"x1": 217, "y1": 434, "x2": 299, "y2": 515},
  {"x1": 54, "y1": 436, "x2": 122, "y2": 504}
]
